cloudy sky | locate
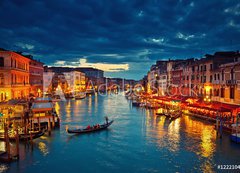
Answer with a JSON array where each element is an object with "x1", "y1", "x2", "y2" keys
[{"x1": 0, "y1": 0, "x2": 240, "y2": 79}]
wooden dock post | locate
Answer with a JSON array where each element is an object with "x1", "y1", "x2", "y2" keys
[
  {"x1": 15, "y1": 128, "x2": 19, "y2": 159},
  {"x1": 216, "y1": 117, "x2": 219, "y2": 136},
  {"x1": 57, "y1": 117, "x2": 60, "y2": 127},
  {"x1": 48, "y1": 118, "x2": 51, "y2": 135},
  {"x1": 30, "y1": 132, "x2": 33, "y2": 145},
  {"x1": 38, "y1": 117, "x2": 40, "y2": 131},
  {"x1": 52, "y1": 115, "x2": 55, "y2": 129},
  {"x1": 4, "y1": 125, "x2": 10, "y2": 161},
  {"x1": 219, "y1": 119, "x2": 223, "y2": 139}
]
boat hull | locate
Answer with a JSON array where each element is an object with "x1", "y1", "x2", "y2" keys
[
  {"x1": 67, "y1": 120, "x2": 114, "y2": 134},
  {"x1": 231, "y1": 134, "x2": 240, "y2": 143}
]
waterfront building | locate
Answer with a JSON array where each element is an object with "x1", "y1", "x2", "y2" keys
[
  {"x1": 43, "y1": 72, "x2": 55, "y2": 96},
  {"x1": 124, "y1": 79, "x2": 137, "y2": 91},
  {"x1": 63, "y1": 71, "x2": 86, "y2": 94},
  {"x1": 214, "y1": 61, "x2": 240, "y2": 105},
  {"x1": 0, "y1": 50, "x2": 30, "y2": 101},
  {"x1": 155, "y1": 61, "x2": 168, "y2": 95},
  {"x1": 29, "y1": 58, "x2": 44, "y2": 97},
  {"x1": 142, "y1": 51, "x2": 240, "y2": 106},
  {"x1": 171, "y1": 62, "x2": 184, "y2": 95},
  {"x1": 197, "y1": 52, "x2": 238, "y2": 100},
  {"x1": 147, "y1": 65, "x2": 158, "y2": 94},
  {"x1": 45, "y1": 66, "x2": 105, "y2": 91},
  {"x1": 140, "y1": 75, "x2": 148, "y2": 92},
  {"x1": 181, "y1": 59, "x2": 196, "y2": 96}
]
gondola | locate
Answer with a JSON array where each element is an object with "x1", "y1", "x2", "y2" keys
[
  {"x1": 169, "y1": 113, "x2": 181, "y2": 121},
  {"x1": 0, "y1": 131, "x2": 45, "y2": 142},
  {"x1": 156, "y1": 113, "x2": 165, "y2": 116},
  {"x1": 67, "y1": 120, "x2": 114, "y2": 134}
]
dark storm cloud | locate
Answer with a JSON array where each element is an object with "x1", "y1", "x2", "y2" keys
[{"x1": 0, "y1": 0, "x2": 240, "y2": 79}]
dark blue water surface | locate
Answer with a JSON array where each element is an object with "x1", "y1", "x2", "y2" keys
[{"x1": 1, "y1": 94, "x2": 240, "y2": 173}]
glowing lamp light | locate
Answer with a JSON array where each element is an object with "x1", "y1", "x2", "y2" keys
[{"x1": 205, "y1": 86, "x2": 211, "y2": 92}]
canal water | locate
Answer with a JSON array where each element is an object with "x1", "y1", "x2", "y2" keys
[{"x1": 1, "y1": 94, "x2": 240, "y2": 173}]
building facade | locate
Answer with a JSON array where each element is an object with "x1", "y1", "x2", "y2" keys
[
  {"x1": 214, "y1": 62, "x2": 240, "y2": 105},
  {"x1": 63, "y1": 71, "x2": 86, "y2": 94},
  {"x1": 29, "y1": 58, "x2": 44, "y2": 97},
  {"x1": 143, "y1": 51, "x2": 240, "y2": 106},
  {"x1": 0, "y1": 51, "x2": 30, "y2": 101}
]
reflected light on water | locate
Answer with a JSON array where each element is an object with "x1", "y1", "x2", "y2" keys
[
  {"x1": 168, "y1": 118, "x2": 180, "y2": 152},
  {"x1": 183, "y1": 115, "x2": 216, "y2": 158},
  {"x1": 201, "y1": 161, "x2": 214, "y2": 173},
  {"x1": 66, "y1": 101, "x2": 71, "y2": 117},
  {"x1": 0, "y1": 164, "x2": 9, "y2": 172},
  {"x1": 5, "y1": 95, "x2": 240, "y2": 173},
  {"x1": 55, "y1": 102, "x2": 60, "y2": 116},
  {"x1": 0, "y1": 142, "x2": 5, "y2": 151},
  {"x1": 38, "y1": 142, "x2": 49, "y2": 156},
  {"x1": 201, "y1": 128, "x2": 216, "y2": 158}
]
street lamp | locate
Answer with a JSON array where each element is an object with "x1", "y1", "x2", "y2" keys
[
  {"x1": 37, "y1": 89, "x2": 41, "y2": 97},
  {"x1": 204, "y1": 95, "x2": 211, "y2": 102}
]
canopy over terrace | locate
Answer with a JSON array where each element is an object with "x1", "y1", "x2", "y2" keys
[
  {"x1": 34, "y1": 97, "x2": 52, "y2": 103},
  {"x1": 187, "y1": 104, "x2": 231, "y2": 113},
  {"x1": 186, "y1": 100, "x2": 239, "y2": 116},
  {"x1": 31, "y1": 102, "x2": 53, "y2": 112}
]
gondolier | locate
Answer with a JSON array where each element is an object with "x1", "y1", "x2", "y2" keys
[{"x1": 105, "y1": 116, "x2": 109, "y2": 124}]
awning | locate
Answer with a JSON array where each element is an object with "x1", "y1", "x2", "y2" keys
[{"x1": 31, "y1": 102, "x2": 54, "y2": 112}]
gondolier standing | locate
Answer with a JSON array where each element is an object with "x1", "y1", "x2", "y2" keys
[{"x1": 105, "y1": 116, "x2": 109, "y2": 125}]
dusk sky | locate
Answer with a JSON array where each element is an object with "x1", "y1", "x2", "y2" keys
[{"x1": 0, "y1": 0, "x2": 240, "y2": 79}]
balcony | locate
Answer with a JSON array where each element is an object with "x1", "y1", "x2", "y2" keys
[
  {"x1": 226, "y1": 80, "x2": 237, "y2": 85},
  {"x1": 0, "y1": 66, "x2": 28, "y2": 72}
]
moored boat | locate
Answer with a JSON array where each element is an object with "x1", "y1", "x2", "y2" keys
[
  {"x1": 132, "y1": 100, "x2": 141, "y2": 107},
  {"x1": 86, "y1": 89, "x2": 95, "y2": 95},
  {"x1": 75, "y1": 93, "x2": 86, "y2": 100},
  {"x1": 52, "y1": 95, "x2": 61, "y2": 102},
  {"x1": 231, "y1": 133, "x2": 240, "y2": 143},
  {"x1": 231, "y1": 122, "x2": 240, "y2": 143},
  {"x1": 0, "y1": 131, "x2": 45, "y2": 142},
  {"x1": 156, "y1": 113, "x2": 165, "y2": 116},
  {"x1": 169, "y1": 113, "x2": 181, "y2": 121},
  {"x1": 67, "y1": 120, "x2": 114, "y2": 134}
]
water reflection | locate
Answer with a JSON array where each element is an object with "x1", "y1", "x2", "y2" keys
[
  {"x1": 201, "y1": 128, "x2": 215, "y2": 158},
  {"x1": 145, "y1": 111, "x2": 217, "y2": 161},
  {"x1": 4, "y1": 94, "x2": 240, "y2": 173},
  {"x1": 0, "y1": 164, "x2": 9, "y2": 172},
  {"x1": 55, "y1": 102, "x2": 60, "y2": 115},
  {"x1": 38, "y1": 142, "x2": 49, "y2": 156},
  {"x1": 168, "y1": 118, "x2": 180, "y2": 152}
]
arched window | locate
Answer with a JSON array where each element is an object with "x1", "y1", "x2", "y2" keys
[{"x1": 0, "y1": 57, "x2": 4, "y2": 67}]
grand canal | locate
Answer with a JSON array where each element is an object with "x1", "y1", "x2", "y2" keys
[{"x1": 1, "y1": 94, "x2": 240, "y2": 173}]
